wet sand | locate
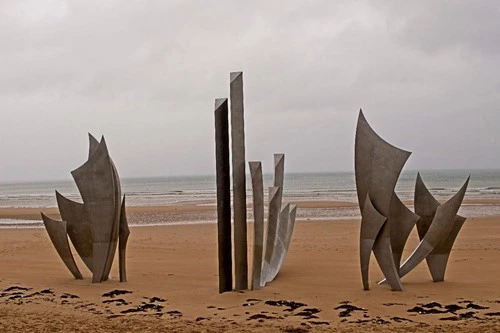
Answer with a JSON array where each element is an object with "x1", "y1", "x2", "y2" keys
[{"x1": 0, "y1": 204, "x2": 499, "y2": 332}]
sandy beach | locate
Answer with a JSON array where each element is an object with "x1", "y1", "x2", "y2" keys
[{"x1": 0, "y1": 202, "x2": 499, "y2": 332}]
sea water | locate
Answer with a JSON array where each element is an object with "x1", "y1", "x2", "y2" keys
[{"x1": 1, "y1": 169, "x2": 499, "y2": 227}]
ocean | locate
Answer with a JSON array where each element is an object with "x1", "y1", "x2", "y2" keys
[{"x1": 1, "y1": 169, "x2": 500, "y2": 227}]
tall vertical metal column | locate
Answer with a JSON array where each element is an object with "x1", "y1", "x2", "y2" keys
[
  {"x1": 214, "y1": 98, "x2": 232, "y2": 293},
  {"x1": 249, "y1": 161, "x2": 264, "y2": 290},
  {"x1": 230, "y1": 72, "x2": 248, "y2": 290}
]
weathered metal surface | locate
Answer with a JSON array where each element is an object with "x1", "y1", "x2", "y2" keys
[
  {"x1": 230, "y1": 72, "x2": 248, "y2": 291},
  {"x1": 215, "y1": 98, "x2": 232, "y2": 293},
  {"x1": 41, "y1": 213, "x2": 83, "y2": 280}
]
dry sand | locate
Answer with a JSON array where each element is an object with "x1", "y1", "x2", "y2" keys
[{"x1": 0, "y1": 203, "x2": 499, "y2": 332}]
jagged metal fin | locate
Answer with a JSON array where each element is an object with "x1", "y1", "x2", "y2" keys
[
  {"x1": 427, "y1": 215, "x2": 466, "y2": 282},
  {"x1": 394, "y1": 177, "x2": 470, "y2": 280},
  {"x1": 88, "y1": 133, "x2": 100, "y2": 159},
  {"x1": 56, "y1": 191, "x2": 93, "y2": 272},
  {"x1": 360, "y1": 194, "x2": 387, "y2": 290},
  {"x1": 101, "y1": 159, "x2": 122, "y2": 282},
  {"x1": 71, "y1": 137, "x2": 116, "y2": 283},
  {"x1": 414, "y1": 172, "x2": 440, "y2": 217},
  {"x1": 119, "y1": 195, "x2": 130, "y2": 282},
  {"x1": 267, "y1": 203, "x2": 291, "y2": 283},
  {"x1": 261, "y1": 186, "x2": 281, "y2": 286},
  {"x1": 388, "y1": 193, "x2": 419, "y2": 271},
  {"x1": 355, "y1": 110, "x2": 411, "y2": 216},
  {"x1": 414, "y1": 173, "x2": 468, "y2": 282},
  {"x1": 249, "y1": 161, "x2": 264, "y2": 290},
  {"x1": 41, "y1": 213, "x2": 83, "y2": 280}
]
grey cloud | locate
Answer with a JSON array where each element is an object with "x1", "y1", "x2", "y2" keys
[{"x1": 0, "y1": 0, "x2": 498, "y2": 181}]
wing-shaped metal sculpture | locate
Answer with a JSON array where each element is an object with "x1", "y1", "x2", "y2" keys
[
  {"x1": 43, "y1": 134, "x2": 129, "y2": 283},
  {"x1": 392, "y1": 177, "x2": 469, "y2": 280},
  {"x1": 355, "y1": 110, "x2": 411, "y2": 291},
  {"x1": 71, "y1": 138, "x2": 118, "y2": 283},
  {"x1": 41, "y1": 213, "x2": 83, "y2": 280},
  {"x1": 414, "y1": 173, "x2": 468, "y2": 282}
]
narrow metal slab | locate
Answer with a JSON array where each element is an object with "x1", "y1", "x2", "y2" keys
[
  {"x1": 230, "y1": 72, "x2": 248, "y2": 291},
  {"x1": 249, "y1": 161, "x2": 264, "y2": 290}
]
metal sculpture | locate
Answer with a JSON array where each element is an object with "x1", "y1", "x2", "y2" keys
[
  {"x1": 41, "y1": 134, "x2": 129, "y2": 283},
  {"x1": 397, "y1": 175, "x2": 469, "y2": 281},
  {"x1": 230, "y1": 72, "x2": 248, "y2": 291},
  {"x1": 355, "y1": 110, "x2": 469, "y2": 291},
  {"x1": 41, "y1": 213, "x2": 83, "y2": 280},
  {"x1": 215, "y1": 72, "x2": 297, "y2": 293},
  {"x1": 355, "y1": 110, "x2": 410, "y2": 291},
  {"x1": 414, "y1": 173, "x2": 467, "y2": 282},
  {"x1": 258, "y1": 154, "x2": 297, "y2": 287},
  {"x1": 214, "y1": 98, "x2": 233, "y2": 293},
  {"x1": 249, "y1": 161, "x2": 264, "y2": 290}
]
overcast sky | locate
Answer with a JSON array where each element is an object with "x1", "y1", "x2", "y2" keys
[{"x1": 1, "y1": 0, "x2": 499, "y2": 181}]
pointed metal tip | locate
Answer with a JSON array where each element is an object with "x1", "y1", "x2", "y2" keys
[
  {"x1": 230, "y1": 71, "x2": 243, "y2": 83},
  {"x1": 215, "y1": 98, "x2": 227, "y2": 110},
  {"x1": 269, "y1": 186, "x2": 280, "y2": 199},
  {"x1": 274, "y1": 154, "x2": 285, "y2": 165},
  {"x1": 358, "y1": 109, "x2": 367, "y2": 122},
  {"x1": 249, "y1": 161, "x2": 262, "y2": 170}
]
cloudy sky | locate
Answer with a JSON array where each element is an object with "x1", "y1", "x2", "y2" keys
[{"x1": 0, "y1": 0, "x2": 499, "y2": 181}]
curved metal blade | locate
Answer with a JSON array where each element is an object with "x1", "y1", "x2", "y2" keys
[
  {"x1": 41, "y1": 213, "x2": 83, "y2": 280},
  {"x1": 56, "y1": 191, "x2": 93, "y2": 272},
  {"x1": 387, "y1": 176, "x2": 469, "y2": 281}
]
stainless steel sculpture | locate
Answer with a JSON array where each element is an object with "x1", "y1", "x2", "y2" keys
[
  {"x1": 355, "y1": 110, "x2": 410, "y2": 291},
  {"x1": 355, "y1": 110, "x2": 469, "y2": 291},
  {"x1": 214, "y1": 72, "x2": 297, "y2": 293},
  {"x1": 398, "y1": 175, "x2": 469, "y2": 281},
  {"x1": 41, "y1": 134, "x2": 129, "y2": 283},
  {"x1": 251, "y1": 155, "x2": 298, "y2": 288},
  {"x1": 414, "y1": 173, "x2": 467, "y2": 282}
]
